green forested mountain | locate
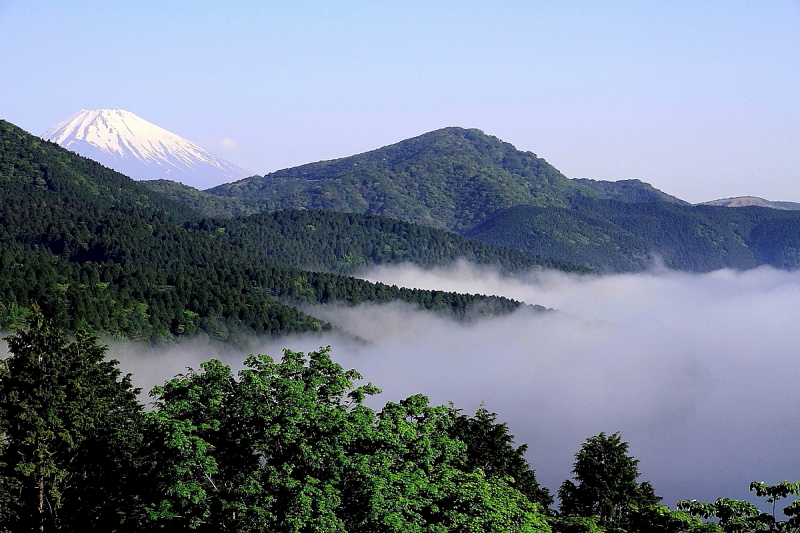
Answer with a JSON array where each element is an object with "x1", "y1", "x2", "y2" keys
[
  {"x1": 133, "y1": 179, "x2": 584, "y2": 274},
  {"x1": 7, "y1": 110, "x2": 798, "y2": 343},
  {"x1": 206, "y1": 127, "x2": 606, "y2": 231},
  {"x1": 0, "y1": 120, "x2": 544, "y2": 341},
  {"x1": 200, "y1": 126, "x2": 800, "y2": 273},
  {"x1": 138, "y1": 180, "x2": 588, "y2": 274},
  {"x1": 464, "y1": 204, "x2": 655, "y2": 272},
  {"x1": 0, "y1": 119, "x2": 318, "y2": 339},
  {"x1": 0, "y1": 123, "x2": 196, "y2": 223}
]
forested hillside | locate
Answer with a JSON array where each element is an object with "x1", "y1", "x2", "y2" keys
[
  {"x1": 219, "y1": 209, "x2": 590, "y2": 275},
  {"x1": 468, "y1": 199, "x2": 800, "y2": 271},
  {"x1": 199, "y1": 126, "x2": 800, "y2": 273},
  {"x1": 140, "y1": 181, "x2": 589, "y2": 274},
  {"x1": 0, "y1": 120, "x2": 547, "y2": 342},
  {"x1": 206, "y1": 127, "x2": 605, "y2": 231},
  {"x1": 465, "y1": 204, "x2": 655, "y2": 272},
  {"x1": 142, "y1": 178, "x2": 257, "y2": 218},
  {"x1": 572, "y1": 178, "x2": 688, "y2": 205}
]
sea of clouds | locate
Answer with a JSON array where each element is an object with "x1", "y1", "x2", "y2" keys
[{"x1": 13, "y1": 261, "x2": 798, "y2": 509}]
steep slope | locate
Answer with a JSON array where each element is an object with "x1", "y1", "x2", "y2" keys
[
  {"x1": 1, "y1": 121, "x2": 197, "y2": 222},
  {"x1": 204, "y1": 126, "x2": 800, "y2": 273},
  {"x1": 42, "y1": 109, "x2": 252, "y2": 189},
  {"x1": 207, "y1": 127, "x2": 605, "y2": 232}
]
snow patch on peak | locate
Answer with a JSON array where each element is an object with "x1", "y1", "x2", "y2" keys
[{"x1": 41, "y1": 109, "x2": 252, "y2": 190}]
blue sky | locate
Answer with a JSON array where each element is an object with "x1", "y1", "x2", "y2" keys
[{"x1": 1, "y1": 1, "x2": 798, "y2": 202}]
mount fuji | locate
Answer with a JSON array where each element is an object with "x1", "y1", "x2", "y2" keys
[{"x1": 41, "y1": 109, "x2": 252, "y2": 189}]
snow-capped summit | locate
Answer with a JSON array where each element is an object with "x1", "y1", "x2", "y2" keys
[{"x1": 42, "y1": 109, "x2": 252, "y2": 190}]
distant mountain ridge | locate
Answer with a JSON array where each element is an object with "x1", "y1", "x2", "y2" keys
[
  {"x1": 42, "y1": 109, "x2": 251, "y2": 189},
  {"x1": 205, "y1": 127, "x2": 684, "y2": 232},
  {"x1": 193, "y1": 127, "x2": 800, "y2": 272},
  {"x1": 700, "y1": 196, "x2": 800, "y2": 210},
  {"x1": 465, "y1": 199, "x2": 800, "y2": 272},
  {"x1": 206, "y1": 127, "x2": 608, "y2": 232},
  {"x1": 573, "y1": 178, "x2": 688, "y2": 205}
]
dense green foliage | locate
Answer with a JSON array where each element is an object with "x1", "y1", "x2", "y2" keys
[
  {"x1": 0, "y1": 318, "x2": 552, "y2": 532},
  {"x1": 0, "y1": 310, "x2": 145, "y2": 531},
  {"x1": 0, "y1": 120, "x2": 544, "y2": 342},
  {"x1": 449, "y1": 406, "x2": 553, "y2": 508},
  {"x1": 143, "y1": 347, "x2": 550, "y2": 532},
  {"x1": 678, "y1": 481, "x2": 800, "y2": 532},
  {"x1": 557, "y1": 433, "x2": 662, "y2": 531},
  {"x1": 220, "y1": 209, "x2": 591, "y2": 275}
]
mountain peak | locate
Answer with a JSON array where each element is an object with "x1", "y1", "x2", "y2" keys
[
  {"x1": 700, "y1": 196, "x2": 800, "y2": 210},
  {"x1": 42, "y1": 109, "x2": 252, "y2": 190}
]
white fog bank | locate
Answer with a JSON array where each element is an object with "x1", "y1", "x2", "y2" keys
[
  {"x1": 337, "y1": 263, "x2": 800, "y2": 507},
  {"x1": 94, "y1": 263, "x2": 800, "y2": 508}
]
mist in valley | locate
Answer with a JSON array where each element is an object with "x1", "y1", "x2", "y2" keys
[
  {"x1": 8, "y1": 262, "x2": 796, "y2": 509},
  {"x1": 344, "y1": 262, "x2": 800, "y2": 507}
]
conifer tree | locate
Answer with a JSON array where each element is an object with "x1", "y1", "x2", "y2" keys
[
  {"x1": 558, "y1": 432, "x2": 660, "y2": 532},
  {"x1": 0, "y1": 308, "x2": 144, "y2": 532}
]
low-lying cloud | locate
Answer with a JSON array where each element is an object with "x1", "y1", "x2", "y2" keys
[
  {"x1": 8, "y1": 261, "x2": 799, "y2": 509},
  {"x1": 333, "y1": 262, "x2": 800, "y2": 507}
]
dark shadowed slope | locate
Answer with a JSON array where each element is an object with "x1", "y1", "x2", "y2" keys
[
  {"x1": 142, "y1": 179, "x2": 257, "y2": 218},
  {"x1": 221, "y1": 209, "x2": 592, "y2": 275}
]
